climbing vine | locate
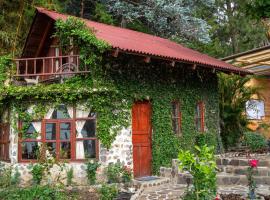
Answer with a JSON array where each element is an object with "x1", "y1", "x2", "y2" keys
[{"x1": 0, "y1": 17, "x2": 220, "y2": 173}]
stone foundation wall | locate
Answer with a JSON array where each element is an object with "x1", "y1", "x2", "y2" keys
[
  {"x1": 2, "y1": 125, "x2": 133, "y2": 186},
  {"x1": 99, "y1": 127, "x2": 133, "y2": 168}
]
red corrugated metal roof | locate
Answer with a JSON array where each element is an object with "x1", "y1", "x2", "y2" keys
[{"x1": 36, "y1": 7, "x2": 251, "y2": 75}]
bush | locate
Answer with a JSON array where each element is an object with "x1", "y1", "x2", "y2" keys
[
  {"x1": 66, "y1": 167, "x2": 74, "y2": 186},
  {"x1": 0, "y1": 185, "x2": 70, "y2": 200},
  {"x1": 243, "y1": 132, "x2": 268, "y2": 152},
  {"x1": 0, "y1": 164, "x2": 20, "y2": 188},
  {"x1": 121, "y1": 166, "x2": 132, "y2": 183},
  {"x1": 30, "y1": 164, "x2": 44, "y2": 185},
  {"x1": 0, "y1": 164, "x2": 12, "y2": 188},
  {"x1": 106, "y1": 162, "x2": 122, "y2": 183},
  {"x1": 178, "y1": 145, "x2": 217, "y2": 200},
  {"x1": 98, "y1": 184, "x2": 118, "y2": 200},
  {"x1": 86, "y1": 161, "x2": 100, "y2": 185}
]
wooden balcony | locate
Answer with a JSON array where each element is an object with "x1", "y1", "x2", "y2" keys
[{"x1": 13, "y1": 55, "x2": 89, "y2": 84}]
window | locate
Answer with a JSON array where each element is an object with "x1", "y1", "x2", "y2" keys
[
  {"x1": 0, "y1": 123, "x2": 10, "y2": 161},
  {"x1": 19, "y1": 121, "x2": 41, "y2": 160},
  {"x1": 246, "y1": 100, "x2": 265, "y2": 120},
  {"x1": 19, "y1": 105, "x2": 98, "y2": 162},
  {"x1": 171, "y1": 101, "x2": 181, "y2": 136},
  {"x1": 195, "y1": 102, "x2": 205, "y2": 132}
]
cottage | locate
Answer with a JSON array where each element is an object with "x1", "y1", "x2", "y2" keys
[{"x1": 0, "y1": 7, "x2": 250, "y2": 185}]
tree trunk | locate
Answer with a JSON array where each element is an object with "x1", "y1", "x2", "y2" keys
[
  {"x1": 121, "y1": 17, "x2": 127, "y2": 28},
  {"x1": 225, "y1": 0, "x2": 238, "y2": 54},
  {"x1": 80, "y1": 0, "x2": 85, "y2": 18}
]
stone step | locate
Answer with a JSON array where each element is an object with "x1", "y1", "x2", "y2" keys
[
  {"x1": 132, "y1": 177, "x2": 170, "y2": 190},
  {"x1": 176, "y1": 172, "x2": 270, "y2": 186},
  {"x1": 218, "y1": 165, "x2": 270, "y2": 176},
  {"x1": 217, "y1": 174, "x2": 270, "y2": 185},
  {"x1": 216, "y1": 158, "x2": 270, "y2": 167}
]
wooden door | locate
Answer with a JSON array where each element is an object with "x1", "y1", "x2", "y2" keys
[{"x1": 132, "y1": 101, "x2": 152, "y2": 178}]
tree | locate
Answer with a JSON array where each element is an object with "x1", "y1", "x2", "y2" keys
[
  {"x1": 218, "y1": 73, "x2": 261, "y2": 148},
  {"x1": 0, "y1": 0, "x2": 64, "y2": 56},
  {"x1": 99, "y1": 0, "x2": 214, "y2": 43}
]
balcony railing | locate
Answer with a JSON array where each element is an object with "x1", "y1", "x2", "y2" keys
[{"x1": 13, "y1": 55, "x2": 89, "y2": 83}]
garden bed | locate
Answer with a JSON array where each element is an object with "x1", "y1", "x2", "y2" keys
[{"x1": 220, "y1": 194, "x2": 245, "y2": 200}]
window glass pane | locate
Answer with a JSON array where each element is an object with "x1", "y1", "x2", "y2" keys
[
  {"x1": 46, "y1": 142, "x2": 56, "y2": 158},
  {"x1": 246, "y1": 100, "x2": 265, "y2": 119},
  {"x1": 46, "y1": 123, "x2": 56, "y2": 140},
  {"x1": 22, "y1": 142, "x2": 38, "y2": 159},
  {"x1": 76, "y1": 120, "x2": 96, "y2": 138},
  {"x1": 60, "y1": 142, "x2": 71, "y2": 159},
  {"x1": 60, "y1": 122, "x2": 71, "y2": 140},
  {"x1": 23, "y1": 122, "x2": 41, "y2": 139},
  {"x1": 51, "y1": 105, "x2": 71, "y2": 119},
  {"x1": 76, "y1": 140, "x2": 96, "y2": 159}
]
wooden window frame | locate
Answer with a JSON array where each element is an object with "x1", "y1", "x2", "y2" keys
[
  {"x1": 171, "y1": 101, "x2": 182, "y2": 136},
  {"x1": 195, "y1": 101, "x2": 205, "y2": 132},
  {"x1": 18, "y1": 106, "x2": 99, "y2": 163},
  {"x1": 0, "y1": 123, "x2": 10, "y2": 162}
]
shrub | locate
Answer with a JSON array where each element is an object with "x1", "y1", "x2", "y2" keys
[
  {"x1": 30, "y1": 164, "x2": 44, "y2": 185},
  {"x1": 178, "y1": 145, "x2": 217, "y2": 200},
  {"x1": 98, "y1": 184, "x2": 118, "y2": 200},
  {"x1": 0, "y1": 185, "x2": 70, "y2": 200},
  {"x1": 86, "y1": 161, "x2": 100, "y2": 185},
  {"x1": 66, "y1": 167, "x2": 74, "y2": 186},
  {"x1": 106, "y1": 162, "x2": 122, "y2": 183},
  {"x1": 121, "y1": 166, "x2": 132, "y2": 183},
  {"x1": 243, "y1": 132, "x2": 267, "y2": 152},
  {"x1": 11, "y1": 167, "x2": 21, "y2": 186},
  {"x1": 0, "y1": 164, "x2": 12, "y2": 188}
]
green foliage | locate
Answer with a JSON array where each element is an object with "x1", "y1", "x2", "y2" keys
[
  {"x1": 106, "y1": 162, "x2": 132, "y2": 183},
  {"x1": 0, "y1": 185, "x2": 70, "y2": 200},
  {"x1": 121, "y1": 166, "x2": 132, "y2": 183},
  {"x1": 106, "y1": 162, "x2": 122, "y2": 183},
  {"x1": 30, "y1": 164, "x2": 44, "y2": 185},
  {"x1": 178, "y1": 145, "x2": 217, "y2": 200},
  {"x1": 94, "y1": 3, "x2": 115, "y2": 25},
  {"x1": 0, "y1": 55, "x2": 12, "y2": 84},
  {"x1": 98, "y1": 184, "x2": 118, "y2": 200},
  {"x1": 66, "y1": 167, "x2": 74, "y2": 186},
  {"x1": 0, "y1": 164, "x2": 21, "y2": 188},
  {"x1": 246, "y1": 0, "x2": 270, "y2": 20},
  {"x1": 0, "y1": 163, "x2": 12, "y2": 188},
  {"x1": 243, "y1": 132, "x2": 268, "y2": 152},
  {"x1": 54, "y1": 17, "x2": 110, "y2": 67},
  {"x1": 219, "y1": 73, "x2": 261, "y2": 149},
  {"x1": 11, "y1": 167, "x2": 21, "y2": 186},
  {"x1": 86, "y1": 161, "x2": 101, "y2": 185}
]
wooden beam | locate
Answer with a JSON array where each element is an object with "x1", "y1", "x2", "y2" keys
[
  {"x1": 35, "y1": 20, "x2": 52, "y2": 57},
  {"x1": 144, "y1": 56, "x2": 151, "y2": 63},
  {"x1": 112, "y1": 48, "x2": 119, "y2": 57}
]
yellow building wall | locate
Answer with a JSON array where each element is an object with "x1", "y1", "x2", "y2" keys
[{"x1": 246, "y1": 77, "x2": 270, "y2": 138}]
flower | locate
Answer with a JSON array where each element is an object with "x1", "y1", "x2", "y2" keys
[
  {"x1": 215, "y1": 194, "x2": 221, "y2": 200},
  {"x1": 249, "y1": 159, "x2": 259, "y2": 168}
]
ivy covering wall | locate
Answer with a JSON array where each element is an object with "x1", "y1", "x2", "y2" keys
[{"x1": 0, "y1": 17, "x2": 220, "y2": 174}]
